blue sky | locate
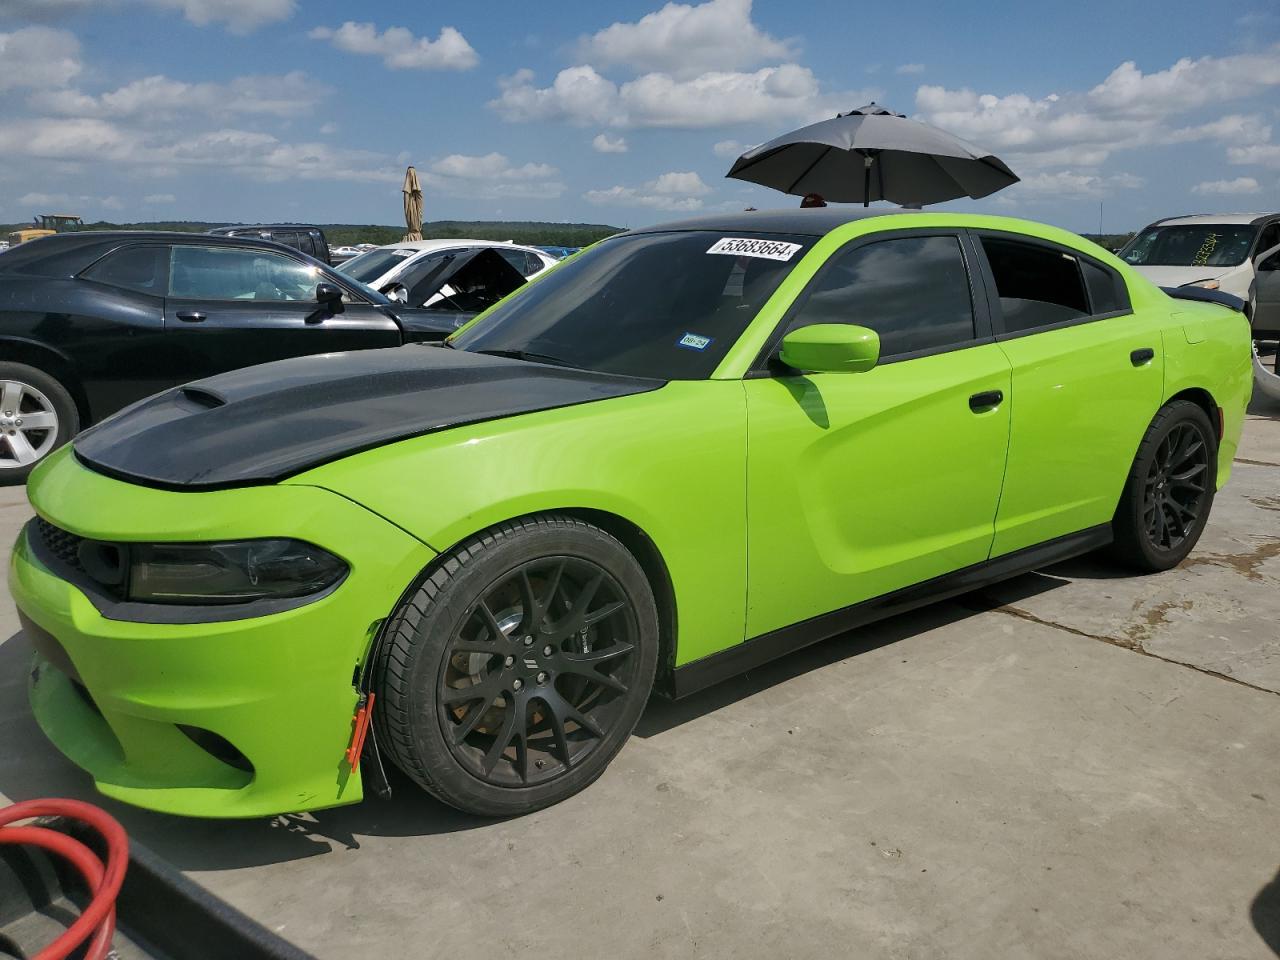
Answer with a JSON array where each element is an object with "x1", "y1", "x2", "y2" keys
[{"x1": 1, "y1": 0, "x2": 1278, "y2": 233}]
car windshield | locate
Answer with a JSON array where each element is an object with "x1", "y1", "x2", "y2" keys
[
  {"x1": 450, "y1": 230, "x2": 813, "y2": 379},
  {"x1": 1119, "y1": 225, "x2": 1257, "y2": 268},
  {"x1": 337, "y1": 247, "x2": 418, "y2": 284}
]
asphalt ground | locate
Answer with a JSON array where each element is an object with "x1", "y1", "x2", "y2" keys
[{"x1": 2, "y1": 393, "x2": 1278, "y2": 959}]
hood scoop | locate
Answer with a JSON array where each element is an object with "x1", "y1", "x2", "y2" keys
[{"x1": 74, "y1": 346, "x2": 661, "y2": 490}]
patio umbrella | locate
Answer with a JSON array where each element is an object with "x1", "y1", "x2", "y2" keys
[
  {"x1": 402, "y1": 165, "x2": 423, "y2": 242},
  {"x1": 726, "y1": 103, "x2": 1018, "y2": 207}
]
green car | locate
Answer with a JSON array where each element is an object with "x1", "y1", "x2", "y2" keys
[{"x1": 9, "y1": 209, "x2": 1251, "y2": 818}]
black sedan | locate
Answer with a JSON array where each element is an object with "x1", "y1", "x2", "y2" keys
[{"x1": 0, "y1": 231, "x2": 527, "y2": 480}]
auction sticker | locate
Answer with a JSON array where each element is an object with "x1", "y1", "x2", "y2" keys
[
  {"x1": 677, "y1": 332, "x2": 713, "y2": 350},
  {"x1": 706, "y1": 237, "x2": 802, "y2": 261}
]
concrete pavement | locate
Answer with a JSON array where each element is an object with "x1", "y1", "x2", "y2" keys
[{"x1": 2, "y1": 396, "x2": 1278, "y2": 959}]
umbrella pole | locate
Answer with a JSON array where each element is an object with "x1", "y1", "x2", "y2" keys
[{"x1": 863, "y1": 154, "x2": 872, "y2": 208}]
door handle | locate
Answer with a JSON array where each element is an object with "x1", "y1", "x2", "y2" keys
[
  {"x1": 1130, "y1": 347, "x2": 1155, "y2": 366},
  {"x1": 175, "y1": 311, "x2": 207, "y2": 323},
  {"x1": 968, "y1": 390, "x2": 1003, "y2": 412}
]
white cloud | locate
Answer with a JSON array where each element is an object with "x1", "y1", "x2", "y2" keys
[
  {"x1": 1008, "y1": 170, "x2": 1146, "y2": 200},
  {"x1": 143, "y1": 193, "x2": 176, "y2": 204},
  {"x1": 578, "y1": 0, "x2": 794, "y2": 77},
  {"x1": 895, "y1": 63, "x2": 925, "y2": 75},
  {"x1": 429, "y1": 152, "x2": 557, "y2": 181},
  {"x1": 713, "y1": 139, "x2": 745, "y2": 158},
  {"x1": 309, "y1": 21, "x2": 477, "y2": 70},
  {"x1": 30, "y1": 72, "x2": 328, "y2": 119},
  {"x1": 148, "y1": 0, "x2": 294, "y2": 33},
  {"x1": 1229, "y1": 143, "x2": 1280, "y2": 168},
  {"x1": 491, "y1": 63, "x2": 870, "y2": 129},
  {"x1": 592, "y1": 133, "x2": 628, "y2": 153},
  {"x1": 0, "y1": 0, "x2": 94, "y2": 20},
  {"x1": 584, "y1": 170, "x2": 712, "y2": 210},
  {"x1": 1192, "y1": 177, "x2": 1261, "y2": 195},
  {"x1": 319, "y1": 122, "x2": 338, "y2": 135},
  {"x1": 16, "y1": 191, "x2": 123, "y2": 211},
  {"x1": 1089, "y1": 45, "x2": 1280, "y2": 115},
  {"x1": 0, "y1": 26, "x2": 80, "y2": 92},
  {"x1": 0, "y1": 117, "x2": 402, "y2": 184}
]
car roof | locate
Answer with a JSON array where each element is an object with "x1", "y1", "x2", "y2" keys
[
  {"x1": 0, "y1": 230, "x2": 317, "y2": 277},
  {"x1": 630, "y1": 207, "x2": 922, "y2": 238},
  {"x1": 208, "y1": 223, "x2": 324, "y2": 234},
  {"x1": 373, "y1": 239, "x2": 546, "y2": 253},
  {"x1": 1151, "y1": 212, "x2": 1280, "y2": 227}
]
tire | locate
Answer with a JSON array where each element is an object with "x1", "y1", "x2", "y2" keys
[
  {"x1": 0, "y1": 362, "x2": 79, "y2": 485},
  {"x1": 373, "y1": 514, "x2": 659, "y2": 817},
  {"x1": 1111, "y1": 400, "x2": 1217, "y2": 572}
]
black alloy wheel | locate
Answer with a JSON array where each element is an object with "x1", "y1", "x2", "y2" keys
[
  {"x1": 438, "y1": 556, "x2": 640, "y2": 787},
  {"x1": 1142, "y1": 421, "x2": 1210, "y2": 552}
]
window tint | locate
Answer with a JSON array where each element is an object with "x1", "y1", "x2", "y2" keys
[
  {"x1": 1081, "y1": 259, "x2": 1124, "y2": 315},
  {"x1": 169, "y1": 246, "x2": 323, "y2": 301},
  {"x1": 1257, "y1": 224, "x2": 1280, "y2": 258},
  {"x1": 787, "y1": 235, "x2": 975, "y2": 357},
  {"x1": 81, "y1": 245, "x2": 168, "y2": 295},
  {"x1": 452, "y1": 230, "x2": 813, "y2": 380},
  {"x1": 981, "y1": 237, "x2": 1088, "y2": 332},
  {"x1": 497, "y1": 248, "x2": 542, "y2": 277}
]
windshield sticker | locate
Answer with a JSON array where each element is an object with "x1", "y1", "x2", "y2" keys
[
  {"x1": 393, "y1": 249, "x2": 416, "y2": 258},
  {"x1": 677, "y1": 332, "x2": 713, "y2": 351},
  {"x1": 1192, "y1": 233, "x2": 1220, "y2": 267},
  {"x1": 706, "y1": 237, "x2": 802, "y2": 261}
]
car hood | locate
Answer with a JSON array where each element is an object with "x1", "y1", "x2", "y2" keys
[
  {"x1": 1129, "y1": 264, "x2": 1237, "y2": 287},
  {"x1": 73, "y1": 347, "x2": 663, "y2": 490}
]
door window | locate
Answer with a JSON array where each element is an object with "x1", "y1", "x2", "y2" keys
[
  {"x1": 81, "y1": 245, "x2": 169, "y2": 295},
  {"x1": 1079, "y1": 259, "x2": 1127, "y2": 315},
  {"x1": 981, "y1": 237, "x2": 1089, "y2": 332},
  {"x1": 786, "y1": 235, "x2": 976, "y2": 358},
  {"x1": 496, "y1": 248, "x2": 542, "y2": 277},
  {"x1": 1256, "y1": 224, "x2": 1280, "y2": 259},
  {"x1": 168, "y1": 246, "x2": 323, "y2": 301}
]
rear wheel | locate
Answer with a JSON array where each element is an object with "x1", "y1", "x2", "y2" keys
[
  {"x1": 374, "y1": 515, "x2": 658, "y2": 816},
  {"x1": 0, "y1": 363, "x2": 79, "y2": 484},
  {"x1": 1111, "y1": 400, "x2": 1216, "y2": 571}
]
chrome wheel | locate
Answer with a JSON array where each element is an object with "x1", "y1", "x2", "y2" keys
[{"x1": 0, "y1": 379, "x2": 59, "y2": 471}]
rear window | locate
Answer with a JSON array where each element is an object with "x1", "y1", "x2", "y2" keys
[
  {"x1": 981, "y1": 237, "x2": 1089, "y2": 332},
  {"x1": 1080, "y1": 259, "x2": 1126, "y2": 315}
]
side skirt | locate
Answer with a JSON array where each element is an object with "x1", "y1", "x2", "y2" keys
[{"x1": 665, "y1": 524, "x2": 1112, "y2": 700}]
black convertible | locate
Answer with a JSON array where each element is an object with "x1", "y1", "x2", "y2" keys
[{"x1": 0, "y1": 231, "x2": 527, "y2": 480}]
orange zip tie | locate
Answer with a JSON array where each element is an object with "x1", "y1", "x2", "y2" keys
[{"x1": 345, "y1": 692, "x2": 376, "y2": 771}]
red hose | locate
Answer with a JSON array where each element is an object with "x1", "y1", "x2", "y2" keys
[{"x1": 0, "y1": 798, "x2": 129, "y2": 960}]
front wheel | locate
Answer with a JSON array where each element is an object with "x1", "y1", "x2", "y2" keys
[
  {"x1": 373, "y1": 515, "x2": 659, "y2": 816},
  {"x1": 1111, "y1": 400, "x2": 1217, "y2": 572},
  {"x1": 0, "y1": 363, "x2": 79, "y2": 484}
]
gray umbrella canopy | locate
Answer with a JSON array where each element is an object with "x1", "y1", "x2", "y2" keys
[{"x1": 726, "y1": 103, "x2": 1018, "y2": 206}]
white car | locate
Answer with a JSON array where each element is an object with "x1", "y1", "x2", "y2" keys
[
  {"x1": 337, "y1": 239, "x2": 557, "y2": 300},
  {"x1": 1119, "y1": 213, "x2": 1280, "y2": 400}
]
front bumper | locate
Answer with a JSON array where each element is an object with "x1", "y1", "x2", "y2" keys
[{"x1": 9, "y1": 449, "x2": 436, "y2": 818}]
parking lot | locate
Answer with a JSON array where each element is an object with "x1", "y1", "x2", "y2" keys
[{"x1": 2, "y1": 394, "x2": 1277, "y2": 959}]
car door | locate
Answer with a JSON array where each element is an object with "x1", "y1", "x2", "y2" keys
[
  {"x1": 744, "y1": 231, "x2": 1013, "y2": 640},
  {"x1": 162, "y1": 243, "x2": 401, "y2": 384},
  {"x1": 1252, "y1": 244, "x2": 1280, "y2": 338},
  {"x1": 973, "y1": 232, "x2": 1164, "y2": 556}
]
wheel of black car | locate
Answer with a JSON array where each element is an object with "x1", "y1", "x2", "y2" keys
[
  {"x1": 0, "y1": 363, "x2": 79, "y2": 484},
  {"x1": 1111, "y1": 399, "x2": 1217, "y2": 572},
  {"x1": 374, "y1": 514, "x2": 659, "y2": 816}
]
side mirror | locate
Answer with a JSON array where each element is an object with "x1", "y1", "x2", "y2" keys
[
  {"x1": 779, "y1": 323, "x2": 879, "y2": 373},
  {"x1": 382, "y1": 283, "x2": 408, "y2": 303},
  {"x1": 316, "y1": 282, "x2": 343, "y2": 304}
]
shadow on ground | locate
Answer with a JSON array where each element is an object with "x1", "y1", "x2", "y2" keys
[
  {"x1": 0, "y1": 559, "x2": 1076, "y2": 872},
  {"x1": 1254, "y1": 868, "x2": 1280, "y2": 956}
]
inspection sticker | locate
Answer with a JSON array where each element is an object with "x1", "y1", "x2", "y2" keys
[
  {"x1": 677, "y1": 332, "x2": 713, "y2": 350},
  {"x1": 706, "y1": 237, "x2": 802, "y2": 261}
]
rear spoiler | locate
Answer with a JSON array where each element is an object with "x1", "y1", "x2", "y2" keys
[{"x1": 1161, "y1": 286, "x2": 1245, "y2": 312}]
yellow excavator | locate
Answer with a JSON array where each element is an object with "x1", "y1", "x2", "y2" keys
[{"x1": 7, "y1": 214, "x2": 84, "y2": 246}]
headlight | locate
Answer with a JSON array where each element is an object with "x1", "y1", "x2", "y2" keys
[
  {"x1": 1185, "y1": 279, "x2": 1220, "y2": 290},
  {"x1": 126, "y1": 539, "x2": 347, "y2": 605}
]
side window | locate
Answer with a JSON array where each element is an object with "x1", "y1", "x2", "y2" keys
[
  {"x1": 1080, "y1": 259, "x2": 1127, "y2": 315},
  {"x1": 788, "y1": 235, "x2": 976, "y2": 357},
  {"x1": 273, "y1": 231, "x2": 300, "y2": 251},
  {"x1": 496, "y1": 248, "x2": 534, "y2": 276},
  {"x1": 168, "y1": 246, "x2": 322, "y2": 301},
  {"x1": 1257, "y1": 224, "x2": 1280, "y2": 258},
  {"x1": 981, "y1": 237, "x2": 1088, "y2": 333},
  {"x1": 80, "y1": 245, "x2": 168, "y2": 295}
]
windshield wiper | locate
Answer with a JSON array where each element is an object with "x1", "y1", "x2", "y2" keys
[{"x1": 472, "y1": 348, "x2": 576, "y2": 368}]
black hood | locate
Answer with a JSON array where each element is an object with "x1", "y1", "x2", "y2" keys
[{"x1": 74, "y1": 346, "x2": 662, "y2": 489}]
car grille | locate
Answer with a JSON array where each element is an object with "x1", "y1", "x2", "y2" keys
[{"x1": 33, "y1": 517, "x2": 84, "y2": 573}]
